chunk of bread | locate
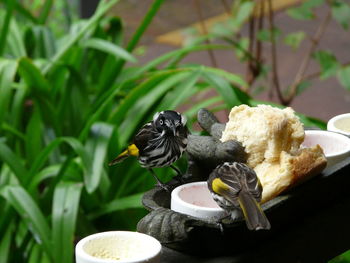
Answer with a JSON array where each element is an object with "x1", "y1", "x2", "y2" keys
[{"x1": 221, "y1": 104, "x2": 327, "y2": 202}]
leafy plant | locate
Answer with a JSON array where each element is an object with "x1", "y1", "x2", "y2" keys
[{"x1": 188, "y1": 0, "x2": 350, "y2": 105}]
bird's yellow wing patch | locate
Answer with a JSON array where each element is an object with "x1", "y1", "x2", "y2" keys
[
  {"x1": 212, "y1": 178, "x2": 230, "y2": 195},
  {"x1": 127, "y1": 144, "x2": 139, "y2": 157}
]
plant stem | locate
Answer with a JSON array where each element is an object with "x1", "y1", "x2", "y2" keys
[
  {"x1": 246, "y1": 8, "x2": 256, "y2": 86},
  {"x1": 286, "y1": 7, "x2": 332, "y2": 103},
  {"x1": 221, "y1": 0, "x2": 231, "y2": 14},
  {"x1": 267, "y1": 0, "x2": 285, "y2": 104},
  {"x1": 193, "y1": 0, "x2": 218, "y2": 68}
]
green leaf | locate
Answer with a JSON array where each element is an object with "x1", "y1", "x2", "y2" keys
[
  {"x1": 0, "y1": 59, "x2": 17, "y2": 127},
  {"x1": 0, "y1": 221, "x2": 14, "y2": 263},
  {"x1": 84, "y1": 123, "x2": 113, "y2": 193},
  {"x1": 25, "y1": 108, "x2": 43, "y2": 165},
  {"x1": 27, "y1": 137, "x2": 91, "y2": 189},
  {"x1": 257, "y1": 27, "x2": 281, "y2": 42},
  {"x1": 313, "y1": 50, "x2": 340, "y2": 79},
  {"x1": 296, "y1": 81, "x2": 311, "y2": 95},
  {"x1": 38, "y1": 0, "x2": 53, "y2": 25},
  {"x1": 42, "y1": 0, "x2": 120, "y2": 74},
  {"x1": 303, "y1": 0, "x2": 325, "y2": 8},
  {"x1": 6, "y1": 15, "x2": 27, "y2": 57},
  {"x1": 287, "y1": 0, "x2": 324, "y2": 20},
  {"x1": 230, "y1": 1, "x2": 255, "y2": 32},
  {"x1": 0, "y1": 0, "x2": 14, "y2": 56},
  {"x1": 201, "y1": 66, "x2": 248, "y2": 89},
  {"x1": 88, "y1": 192, "x2": 144, "y2": 219},
  {"x1": 155, "y1": 69, "x2": 202, "y2": 112},
  {"x1": 0, "y1": 185, "x2": 53, "y2": 260},
  {"x1": 283, "y1": 31, "x2": 306, "y2": 50},
  {"x1": 287, "y1": 6, "x2": 314, "y2": 20},
  {"x1": 52, "y1": 182, "x2": 82, "y2": 263},
  {"x1": 82, "y1": 38, "x2": 137, "y2": 63},
  {"x1": 337, "y1": 65, "x2": 350, "y2": 91},
  {"x1": 0, "y1": 141, "x2": 28, "y2": 185},
  {"x1": 202, "y1": 72, "x2": 241, "y2": 108},
  {"x1": 18, "y1": 57, "x2": 50, "y2": 95},
  {"x1": 332, "y1": 0, "x2": 350, "y2": 30}
]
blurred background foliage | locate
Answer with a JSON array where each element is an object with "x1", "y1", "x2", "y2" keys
[{"x1": 0, "y1": 0, "x2": 348, "y2": 262}]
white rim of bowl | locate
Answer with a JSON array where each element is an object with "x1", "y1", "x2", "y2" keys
[
  {"x1": 171, "y1": 181, "x2": 223, "y2": 212},
  {"x1": 327, "y1": 113, "x2": 350, "y2": 136},
  {"x1": 304, "y1": 130, "x2": 350, "y2": 157},
  {"x1": 75, "y1": 231, "x2": 161, "y2": 263}
]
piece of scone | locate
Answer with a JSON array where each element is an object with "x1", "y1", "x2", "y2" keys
[
  {"x1": 221, "y1": 104, "x2": 327, "y2": 202},
  {"x1": 255, "y1": 145, "x2": 326, "y2": 203},
  {"x1": 221, "y1": 104, "x2": 304, "y2": 168}
]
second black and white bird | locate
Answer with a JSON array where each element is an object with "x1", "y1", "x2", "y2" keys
[{"x1": 208, "y1": 162, "x2": 271, "y2": 231}]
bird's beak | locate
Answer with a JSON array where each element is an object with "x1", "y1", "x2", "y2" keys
[{"x1": 171, "y1": 125, "x2": 176, "y2": 136}]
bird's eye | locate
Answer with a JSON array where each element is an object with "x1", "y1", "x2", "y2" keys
[{"x1": 159, "y1": 119, "x2": 163, "y2": 125}]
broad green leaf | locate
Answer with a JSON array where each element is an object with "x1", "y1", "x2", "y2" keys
[
  {"x1": 38, "y1": 0, "x2": 53, "y2": 25},
  {"x1": 202, "y1": 72, "x2": 241, "y2": 108},
  {"x1": 0, "y1": 141, "x2": 28, "y2": 184},
  {"x1": 201, "y1": 66, "x2": 248, "y2": 89},
  {"x1": 337, "y1": 66, "x2": 350, "y2": 91},
  {"x1": 6, "y1": 15, "x2": 27, "y2": 57},
  {"x1": 0, "y1": 221, "x2": 14, "y2": 263},
  {"x1": 0, "y1": 1, "x2": 14, "y2": 56},
  {"x1": 230, "y1": 1, "x2": 255, "y2": 32},
  {"x1": 283, "y1": 31, "x2": 306, "y2": 50},
  {"x1": 257, "y1": 27, "x2": 281, "y2": 42},
  {"x1": 85, "y1": 123, "x2": 113, "y2": 193},
  {"x1": 287, "y1": 0, "x2": 324, "y2": 20},
  {"x1": 155, "y1": 69, "x2": 202, "y2": 112},
  {"x1": 303, "y1": 0, "x2": 325, "y2": 8},
  {"x1": 28, "y1": 243, "x2": 42, "y2": 263},
  {"x1": 25, "y1": 108, "x2": 43, "y2": 165},
  {"x1": 42, "y1": 0, "x2": 120, "y2": 74},
  {"x1": 18, "y1": 57, "x2": 50, "y2": 95},
  {"x1": 88, "y1": 192, "x2": 144, "y2": 219},
  {"x1": 11, "y1": 1, "x2": 38, "y2": 23},
  {"x1": 296, "y1": 81, "x2": 311, "y2": 95},
  {"x1": 52, "y1": 182, "x2": 82, "y2": 263},
  {"x1": 0, "y1": 59, "x2": 17, "y2": 126},
  {"x1": 332, "y1": 0, "x2": 350, "y2": 30},
  {"x1": 125, "y1": 0, "x2": 164, "y2": 52},
  {"x1": 183, "y1": 96, "x2": 223, "y2": 119},
  {"x1": 287, "y1": 6, "x2": 314, "y2": 20},
  {"x1": 82, "y1": 38, "x2": 137, "y2": 63},
  {"x1": 234, "y1": 37, "x2": 249, "y2": 61},
  {"x1": 313, "y1": 50, "x2": 340, "y2": 79},
  {"x1": 27, "y1": 137, "x2": 91, "y2": 189},
  {"x1": 0, "y1": 185, "x2": 53, "y2": 260}
]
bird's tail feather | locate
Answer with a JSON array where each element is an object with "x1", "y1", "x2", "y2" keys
[
  {"x1": 108, "y1": 144, "x2": 139, "y2": 166},
  {"x1": 238, "y1": 191, "x2": 271, "y2": 231}
]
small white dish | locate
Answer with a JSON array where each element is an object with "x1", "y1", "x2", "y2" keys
[
  {"x1": 327, "y1": 113, "x2": 350, "y2": 137},
  {"x1": 171, "y1": 181, "x2": 226, "y2": 220},
  {"x1": 75, "y1": 231, "x2": 161, "y2": 263},
  {"x1": 302, "y1": 130, "x2": 350, "y2": 167}
]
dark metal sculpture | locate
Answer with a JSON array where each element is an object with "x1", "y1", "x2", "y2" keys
[{"x1": 137, "y1": 108, "x2": 350, "y2": 256}]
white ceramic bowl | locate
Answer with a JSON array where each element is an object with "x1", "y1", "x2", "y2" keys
[
  {"x1": 75, "y1": 231, "x2": 161, "y2": 263},
  {"x1": 302, "y1": 130, "x2": 350, "y2": 167},
  {"x1": 171, "y1": 181, "x2": 226, "y2": 220},
  {"x1": 327, "y1": 113, "x2": 350, "y2": 137}
]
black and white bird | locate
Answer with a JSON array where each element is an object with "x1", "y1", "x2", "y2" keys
[
  {"x1": 207, "y1": 162, "x2": 271, "y2": 231},
  {"x1": 109, "y1": 110, "x2": 189, "y2": 188}
]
